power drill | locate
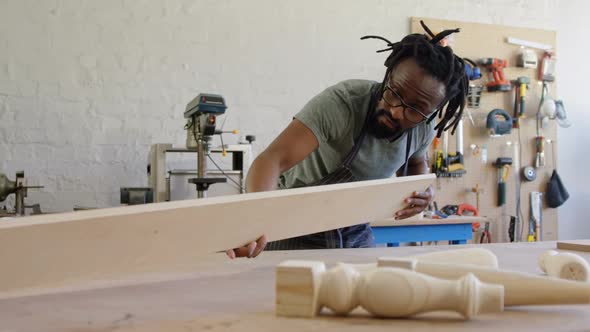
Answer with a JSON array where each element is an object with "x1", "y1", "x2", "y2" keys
[{"x1": 479, "y1": 58, "x2": 511, "y2": 92}]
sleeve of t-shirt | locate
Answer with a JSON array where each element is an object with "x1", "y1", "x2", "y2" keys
[
  {"x1": 293, "y1": 85, "x2": 353, "y2": 144},
  {"x1": 411, "y1": 120, "x2": 436, "y2": 159}
]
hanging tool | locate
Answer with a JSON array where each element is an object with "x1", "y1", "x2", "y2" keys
[
  {"x1": 535, "y1": 82, "x2": 548, "y2": 168},
  {"x1": 463, "y1": 58, "x2": 482, "y2": 80},
  {"x1": 432, "y1": 136, "x2": 440, "y2": 150},
  {"x1": 480, "y1": 222, "x2": 491, "y2": 243},
  {"x1": 509, "y1": 216, "x2": 516, "y2": 242},
  {"x1": 529, "y1": 192, "x2": 543, "y2": 242},
  {"x1": 539, "y1": 51, "x2": 556, "y2": 82},
  {"x1": 517, "y1": 48, "x2": 538, "y2": 69},
  {"x1": 462, "y1": 58, "x2": 481, "y2": 127},
  {"x1": 535, "y1": 136, "x2": 545, "y2": 168},
  {"x1": 506, "y1": 37, "x2": 553, "y2": 51},
  {"x1": 512, "y1": 76, "x2": 530, "y2": 128},
  {"x1": 512, "y1": 142, "x2": 521, "y2": 242},
  {"x1": 432, "y1": 126, "x2": 466, "y2": 178},
  {"x1": 522, "y1": 166, "x2": 536, "y2": 181},
  {"x1": 465, "y1": 60, "x2": 483, "y2": 128},
  {"x1": 494, "y1": 157, "x2": 512, "y2": 206},
  {"x1": 468, "y1": 184, "x2": 484, "y2": 213},
  {"x1": 527, "y1": 216, "x2": 536, "y2": 242},
  {"x1": 486, "y1": 109, "x2": 513, "y2": 136},
  {"x1": 479, "y1": 58, "x2": 512, "y2": 92},
  {"x1": 466, "y1": 85, "x2": 482, "y2": 127},
  {"x1": 467, "y1": 84, "x2": 483, "y2": 108},
  {"x1": 447, "y1": 119, "x2": 465, "y2": 170}
]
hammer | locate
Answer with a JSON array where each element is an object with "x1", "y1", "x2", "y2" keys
[{"x1": 513, "y1": 76, "x2": 530, "y2": 128}]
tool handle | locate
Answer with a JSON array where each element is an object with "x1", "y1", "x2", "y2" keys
[
  {"x1": 498, "y1": 182, "x2": 506, "y2": 206},
  {"x1": 509, "y1": 216, "x2": 516, "y2": 242},
  {"x1": 519, "y1": 83, "x2": 526, "y2": 117}
]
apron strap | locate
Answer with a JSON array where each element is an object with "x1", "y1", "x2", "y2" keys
[
  {"x1": 401, "y1": 132, "x2": 413, "y2": 176},
  {"x1": 341, "y1": 86, "x2": 380, "y2": 167}
]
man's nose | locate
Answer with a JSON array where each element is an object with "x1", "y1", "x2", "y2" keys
[{"x1": 389, "y1": 105, "x2": 404, "y2": 121}]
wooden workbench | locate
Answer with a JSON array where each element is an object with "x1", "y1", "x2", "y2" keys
[{"x1": 2, "y1": 242, "x2": 589, "y2": 331}]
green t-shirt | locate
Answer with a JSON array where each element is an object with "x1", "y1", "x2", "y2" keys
[{"x1": 278, "y1": 79, "x2": 435, "y2": 189}]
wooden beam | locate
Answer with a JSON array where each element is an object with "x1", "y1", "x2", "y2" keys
[
  {"x1": 557, "y1": 240, "x2": 590, "y2": 252},
  {"x1": 0, "y1": 174, "x2": 434, "y2": 297}
]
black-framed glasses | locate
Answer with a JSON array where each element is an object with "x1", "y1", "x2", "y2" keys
[{"x1": 382, "y1": 83, "x2": 430, "y2": 124}]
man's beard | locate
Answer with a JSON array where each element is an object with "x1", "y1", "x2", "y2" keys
[{"x1": 368, "y1": 109, "x2": 406, "y2": 141}]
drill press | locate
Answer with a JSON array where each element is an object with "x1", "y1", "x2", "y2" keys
[
  {"x1": 0, "y1": 171, "x2": 43, "y2": 216},
  {"x1": 184, "y1": 93, "x2": 230, "y2": 198}
]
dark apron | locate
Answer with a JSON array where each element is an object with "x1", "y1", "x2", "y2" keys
[{"x1": 265, "y1": 86, "x2": 413, "y2": 251}]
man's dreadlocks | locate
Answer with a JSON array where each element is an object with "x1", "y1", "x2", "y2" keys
[{"x1": 361, "y1": 20, "x2": 468, "y2": 137}]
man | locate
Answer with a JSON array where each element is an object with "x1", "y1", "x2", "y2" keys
[{"x1": 227, "y1": 24, "x2": 468, "y2": 258}]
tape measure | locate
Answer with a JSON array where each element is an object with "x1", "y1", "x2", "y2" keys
[{"x1": 522, "y1": 166, "x2": 537, "y2": 181}]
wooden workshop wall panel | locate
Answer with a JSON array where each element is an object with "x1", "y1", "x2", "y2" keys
[{"x1": 411, "y1": 17, "x2": 558, "y2": 242}]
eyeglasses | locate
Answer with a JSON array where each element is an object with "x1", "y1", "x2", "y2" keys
[{"x1": 382, "y1": 83, "x2": 430, "y2": 124}]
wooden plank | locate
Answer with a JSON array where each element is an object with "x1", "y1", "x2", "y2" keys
[
  {"x1": 2, "y1": 242, "x2": 590, "y2": 331},
  {"x1": 0, "y1": 174, "x2": 433, "y2": 297},
  {"x1": 557, "y1": 240, "x2": 590, "y2": 252}
]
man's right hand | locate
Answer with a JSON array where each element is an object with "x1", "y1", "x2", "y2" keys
[{"x1": 225, "y1": 235, "x2": 268, "y2": 259}]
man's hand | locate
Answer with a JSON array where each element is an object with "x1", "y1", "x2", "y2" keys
[
  {"x1": 394, "y1": 185, "x2": 434, "y2": 220},
  {"x1": 225, "y1": 235, "x2": 268, "y2": 259}
]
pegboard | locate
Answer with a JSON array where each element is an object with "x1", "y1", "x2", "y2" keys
[{"x1": 411, "y1": 17, "x2": 558, "y2": 243}]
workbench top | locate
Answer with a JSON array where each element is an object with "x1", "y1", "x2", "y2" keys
[{"x1": 2, "y1": 242, "x2": 589, "y2": 331}]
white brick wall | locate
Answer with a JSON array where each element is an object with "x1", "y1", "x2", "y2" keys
[{"x1": 1, "y1": 0, "x2": 588, "y2": 238}]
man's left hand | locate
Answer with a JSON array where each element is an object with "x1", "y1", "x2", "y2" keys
[{"x1": 394, "y1": 185, "x2": 434, "y2": 220}]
